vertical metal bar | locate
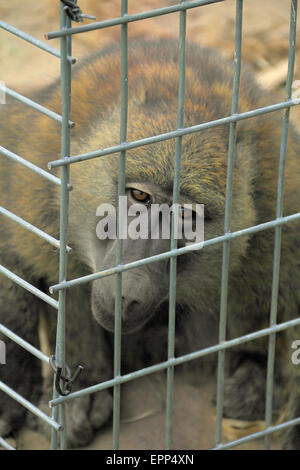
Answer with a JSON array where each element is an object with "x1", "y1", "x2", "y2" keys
[
  {"x1": 264, "y1": 0, "x2": 298, "y2": 450},
  {"x1": 215, "y1": 0, "x2": 243, "y2": 447},
  {"x1": 165, "y1": 0, "x2": 186, "y2": 450},
  {"x1": 113, "y1": 0, "x2": 128, "y2": 451},
  {"x1": 50, "y1": 3, "x2": 72, "y2": 451}
]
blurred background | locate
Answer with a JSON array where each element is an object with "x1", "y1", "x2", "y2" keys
[
  {"x1": 1, "y1": 0, "x2": 299, "y2": 99},
  {"x1": 0, "y1": 0, "x2": 299, "y2": 450}
]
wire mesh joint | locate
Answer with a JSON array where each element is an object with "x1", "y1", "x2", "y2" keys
[
  {"x1": 61, "y1": 0, "x2": 96, "y2": 22},
  {"x1": 49, "y1": 355, "x2": 84, "y2": 397}
]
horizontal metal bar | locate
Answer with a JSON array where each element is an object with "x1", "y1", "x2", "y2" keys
[
  {"x1": 45, "y1": 0, "x2": 226, "y2": 39},
  {"x1": 0, "y1": 207, "x2": 71, "y2": 253},
  {"x1": 0, "y1": 145, "x2": 61, "y2": 186},
  {"x1": 0, "y1": 84, "x2": 74, "y2": 127},
  {"x1": 0, "y1": 265, "x2": 59, "y2": 310},
  {"x1": 0, "y1": 323, "x2": 50, "y2": 364},
  {"x1": 213, "y1": 416, "x2": 300, "y2": 450},
  {"x1": 0, "y1": 145, "x2": 72, "y2": 190},
  {"x1": 48, "y1": 97, "x2": 300, "y2": 169},
  {"x1": 49, "y1": 212, "x2": 300, "y2": 293},
  {"x1": 0, "y1": 381, "x2": 61, "y2": 431},
  {"x1": 0, "y1": 19, "x2": 75, "y2": 64},
  {"x1": 50, "y1": 314, "x2": 300, "y2": 407},
  {"x1": 0, "y1": 437, "x2": 16, "y2": 450}
]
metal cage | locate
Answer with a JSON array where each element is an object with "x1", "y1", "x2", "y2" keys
[{"x1": 0, "y1": 0, "x2": 299, "y2": 451}]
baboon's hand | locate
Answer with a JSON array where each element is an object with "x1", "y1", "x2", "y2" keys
[{"x1": 28, "y1": 388, "x2": 112, "y2": 448}]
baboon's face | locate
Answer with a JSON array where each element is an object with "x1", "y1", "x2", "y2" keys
[
  {"x1": 91, "y1": 181, "x2": 197, "y2": 334},
  {"x1": 69, "y1": 96, "x2": 256, "y2": 334},
  {"x1": 89, "y1": 134, "x2": 256, "y2": 334}
]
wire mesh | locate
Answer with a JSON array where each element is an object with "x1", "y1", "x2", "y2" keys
[{"x1": 0, "y1": 0, "x2": 299, "y2": 451}]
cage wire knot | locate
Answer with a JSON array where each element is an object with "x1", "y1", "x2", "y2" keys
[
  {"x1": 50, "y1": 355, "x2": 84, "y2": 396},
  {"x1": 60, "y1": 0, "x2": 96, "y2": 22}
]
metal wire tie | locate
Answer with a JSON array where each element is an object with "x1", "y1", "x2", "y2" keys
[
  {"x1": 60, "y1": 0, "x2": 96, "y2": 22},
  {"x1": 49, "y1": 355, "x2": 84, "y2": 396}
]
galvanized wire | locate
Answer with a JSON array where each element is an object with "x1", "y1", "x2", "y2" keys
[
  {"x1": 49, "y1": 315, "x2": 300, "y2": 408},
  {"x1": 0, "y1": 0, "x2": 299, "y2": 451},
  {"x1": 49, "y1": 212, "x2": 300, "y2": 294},
  {"x1": 0, "y1": 206, "x2": 71, "y2": 253},
  {"x1": 0, "y1": 145, "x2": 63, "y2": 187},
  {"x1": 264, "y1": 0, "x2": 298, "y2": 450},
  {"x1": 0, "y1": 436, "x2": 16, "y2": 450},
  {"x1": 0, "y1": 381, "x2": 61, "y2": 431},
  {"x1": 0, "y1": 19, "x2": 75, "y2": 63},
  {"x1": 0, "y1": 264, "x2": 59, "y2": 309},
  {"x1": 47, "y1": 97, "x2": 300, "y2": 169},
  {"x1": 215, "y1": 0, "x2": 243, "y2": 446},
  {"x1": 165, "y1": 0, "x2": 187, "y2": 450},
  {"x1": 0, "y1": 323, "x2": 50, "y2": 364},
  {"x1": 45, "y1": 0, "x2": 226, "y2": 39},
  {"x1": 0, "y1": 84, "x2": 74, "y2": 126},
  {"x1": 50, "y1": 4, "x2": 73, "y2": 451},
  {"x1": 112, "y1": 0, "x2": 128, "y2": 451}
]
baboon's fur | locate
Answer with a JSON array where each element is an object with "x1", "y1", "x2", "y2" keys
[{"x1": 0, "y1": 40, "x2": 300, "y2": 448}]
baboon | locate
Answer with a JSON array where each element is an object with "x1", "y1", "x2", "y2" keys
[{"x1": 0, "y1": 40, "x2": 300, "y2": 448}]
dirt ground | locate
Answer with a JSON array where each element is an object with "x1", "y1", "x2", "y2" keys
[
  {"x1": 0, "y1": 0, "x2": 299, "y2": 451},
  {"x1": 8, "y1": 375, "x2": 282, "y2": 451}
]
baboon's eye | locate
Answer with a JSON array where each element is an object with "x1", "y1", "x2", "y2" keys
[{"x1": 130, "y1": 189, "x2": 151, "y2": 204}]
